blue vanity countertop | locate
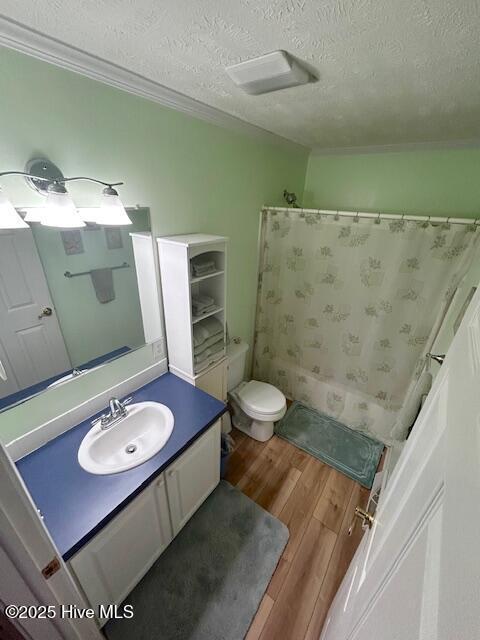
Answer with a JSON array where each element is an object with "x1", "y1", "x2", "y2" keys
[{"x1": 16, "y1": 373, "x2": 226, "y2": 561}]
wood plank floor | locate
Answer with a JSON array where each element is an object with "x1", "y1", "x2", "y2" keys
[{"x1": 224, "y1": 428, "x2": 370, "y2": 640}]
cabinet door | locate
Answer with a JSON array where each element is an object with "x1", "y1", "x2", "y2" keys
[
  {"x1": 166, "y1": 420, "x2": 221, "y2": 536},
  {"x1": 195, "y1": 359, "x2": 227, "y2": 401},
  {"x1": 70, "y1": 475, "x2": 172, "y2": 624}
]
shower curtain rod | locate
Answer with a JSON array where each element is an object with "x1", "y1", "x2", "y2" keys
[{"x1": 263, "y1": 206, "x2": 478, "y2": 226}]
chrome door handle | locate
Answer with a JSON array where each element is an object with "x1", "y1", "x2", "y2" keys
[
  {"x1": 426, "y1": 353, "x2": 445, "y2": 366},
  {"x1": 348, "y1": 506, "x2": 375, "y2": 536},
  {"x1": 38, "y1": 306, "x2": 53, "y2": 319}
]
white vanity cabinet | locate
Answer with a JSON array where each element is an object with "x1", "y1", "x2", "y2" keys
[
  {"x1": 166, "y1": 419, "x2": 221, "y2": 535},
  {"x1": 69, "y1": 420, "x2": 221, "y2": 624},
  {"x1": 69, "y1": 474, "x2": 173, "y2": 623}
]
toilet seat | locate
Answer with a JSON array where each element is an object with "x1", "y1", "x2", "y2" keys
[{"x1": 234, "y1": 380, "x2": 286, "y2": 422}]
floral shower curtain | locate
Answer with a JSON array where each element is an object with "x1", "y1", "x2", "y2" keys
[{"x1": 253, "y1": 209, "x2": 478, "y2": 444}]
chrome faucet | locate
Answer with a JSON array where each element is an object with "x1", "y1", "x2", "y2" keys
[
  {"x1": 92, "y1": 396, "x2": 132, "y2": 430},
  {"x1": 109, "y1": 397, "x2": 130, "y2": 418}
]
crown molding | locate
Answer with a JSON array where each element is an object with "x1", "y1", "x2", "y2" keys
[
  {"x1": 311, "y1": 138, "x2": 480, "y2": 156},
  {"x1": 0, "y1": 16, "x2": 308, "y2": 155}
]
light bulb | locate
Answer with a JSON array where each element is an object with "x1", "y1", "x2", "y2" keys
[
  {"x1": 41, "y1": 184, "x2": 85, "y2": 228},
  {"x1": 0, "y1": 188, "x2": 28, "y2": 229},
  {"x1": 95, "y1": 187, "x2": 132, "y2": 226},
  {"x1": 23, "y1": 208, "x2": 44, "y2": 223}
]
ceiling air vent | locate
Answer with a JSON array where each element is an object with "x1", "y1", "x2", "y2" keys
[{"x1": 225, "y1": 50, "x2": 311, "y2": 95}]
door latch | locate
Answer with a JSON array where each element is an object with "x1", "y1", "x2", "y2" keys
[
  {"x1": 41, "y1": 556, "x2": 60, "y2": 579},
  {"x1": 348, "y1": 506, "x2": 375, "y2": 536}
]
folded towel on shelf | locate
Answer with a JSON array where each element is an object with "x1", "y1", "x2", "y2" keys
[
  {"x1": 192, "y1": 265, "x2": 216, "y2": 277},
  {"x1": 194, "y1": 331, "x2": 224, "y2": 356},
  {"x1": 192, "y1": 294, "x2": 214, "y2": 309},
  {"x1": 192, "y1": 294, "x2": 216, "y2": 316},
  {"x1": 191, "y1": 258, "x2": 217, "y2": 277},
  {"x1": 193, "y1": 317, "x2": 223, "y2": 348},
  {"x1": 194, "y1": 338, "x2": 224, "y2": 365},
  {"x1": 193, "y1": 305, "x2": 217, "y2": 317}
]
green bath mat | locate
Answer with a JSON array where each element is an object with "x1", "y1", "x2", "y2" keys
[
  {"x1": 104, "y1": 481, "x2": 288, "y2": 640},
  {"x1": 276, "y1": 402, "x2": 383, "y2": 489}
]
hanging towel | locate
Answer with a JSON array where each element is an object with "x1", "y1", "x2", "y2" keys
[{"x1": 90, "y1": 268, "x2": 115, "y2": 303}]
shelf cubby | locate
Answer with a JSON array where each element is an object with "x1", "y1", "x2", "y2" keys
[{"x1": 157, "y1": 234, "x2": 228, "y2": 378}]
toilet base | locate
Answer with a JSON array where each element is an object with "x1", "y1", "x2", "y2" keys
[{"x1": 232, "y1": 415, "x2": 274, "y2": 442}]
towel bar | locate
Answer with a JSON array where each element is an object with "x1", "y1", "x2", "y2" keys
[{"x1": 64, "y1": 262, "x2": 130, "y2": 278}]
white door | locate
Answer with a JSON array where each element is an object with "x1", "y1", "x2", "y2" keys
[
  {"x1": 0, "y1": 229, "x2": 71, "y2": 398},
  {"x1": 166, "y1": 420, "x2": 221, "y2": 535},
  {"x1": 0, "y1": 438, "x2": 102, "y2": 640},
  {"x1": 322, "y1": 282, "x2": 480, "y2": 640}
]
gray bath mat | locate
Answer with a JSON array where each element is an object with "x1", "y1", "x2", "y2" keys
[
  {"x1": 104, "y1": 481, "x2": 288, "y2": 640},
  {"x1": 276, "y1": 402, "x2": 383, "y2": 488}
]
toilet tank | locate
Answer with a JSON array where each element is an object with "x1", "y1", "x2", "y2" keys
[{"x1": 226, "y1": 340, "x2": 249, "y2": 391}]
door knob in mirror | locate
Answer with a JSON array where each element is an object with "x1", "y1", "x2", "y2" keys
[{"x1": 38, "y1": 306, "x2": 53, "y2": 319}]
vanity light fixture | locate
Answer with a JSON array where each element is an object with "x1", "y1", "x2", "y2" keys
[
  {"x1": 23, "y1": 207, "x2": 44, "y2": 223},
  {"x1": 0, "y1": 157, "x2": 132, "y2": 229},
  {"x1": 95, "y1": 186, "x2": 132, "y2": 226},
  {"x1": 42, "y1": 182, "x2": 86, "y2": 228},
  {"x1": 0, "y1": 187, "x2": 28, "y2": 228}
]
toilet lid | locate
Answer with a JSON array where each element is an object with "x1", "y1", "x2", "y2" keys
[{"x1": 238, "y1": 380, "x2": 285, "y2": 415}]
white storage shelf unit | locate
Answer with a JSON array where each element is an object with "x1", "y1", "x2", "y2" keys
[{"x1": 157, "y1": 234, "x2": 228, "y2": 378}]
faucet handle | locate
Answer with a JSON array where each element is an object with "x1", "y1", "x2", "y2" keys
[{"x1": 92, "y1": 413, "x2": 109, "y2": 427}]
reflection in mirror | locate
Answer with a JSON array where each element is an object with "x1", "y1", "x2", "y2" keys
[{"x1": 0, "y1": 208, "x2": 156, "y2": 412}]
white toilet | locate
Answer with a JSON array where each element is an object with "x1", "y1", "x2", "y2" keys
[{"x1": 227, "y1": 340, "x2": 286, "y2": 442}]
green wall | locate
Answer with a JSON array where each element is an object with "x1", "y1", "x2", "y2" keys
[
  {"x1": 0, "y1": 46, "x2": 308, "y2": 444},
  {"x1": 304, "y1": 149, "x2": 480, "y2": 217}
]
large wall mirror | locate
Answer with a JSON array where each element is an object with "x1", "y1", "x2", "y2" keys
[{"x1": 0, "y1": 207, "x2": 162, "y2": 412}]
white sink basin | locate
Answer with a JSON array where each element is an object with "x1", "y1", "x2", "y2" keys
[{"x1": 78, "y1": 402, "x2": 174, "y2": 475}]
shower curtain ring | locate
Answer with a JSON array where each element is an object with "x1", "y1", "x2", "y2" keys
[
  {"x1": 334, "y1": 211, "x2": 339, "y2": 221},
  {"x1": 354, "y1": 211, "x2": 359, "y2": 223},
  {"x1": 375, "y1": 213, "x2": 381, "y2": 224}
]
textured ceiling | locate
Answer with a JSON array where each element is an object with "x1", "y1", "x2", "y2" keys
[{"x1": 2, "y1": 0, "x2": 480, "y2": 148}]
